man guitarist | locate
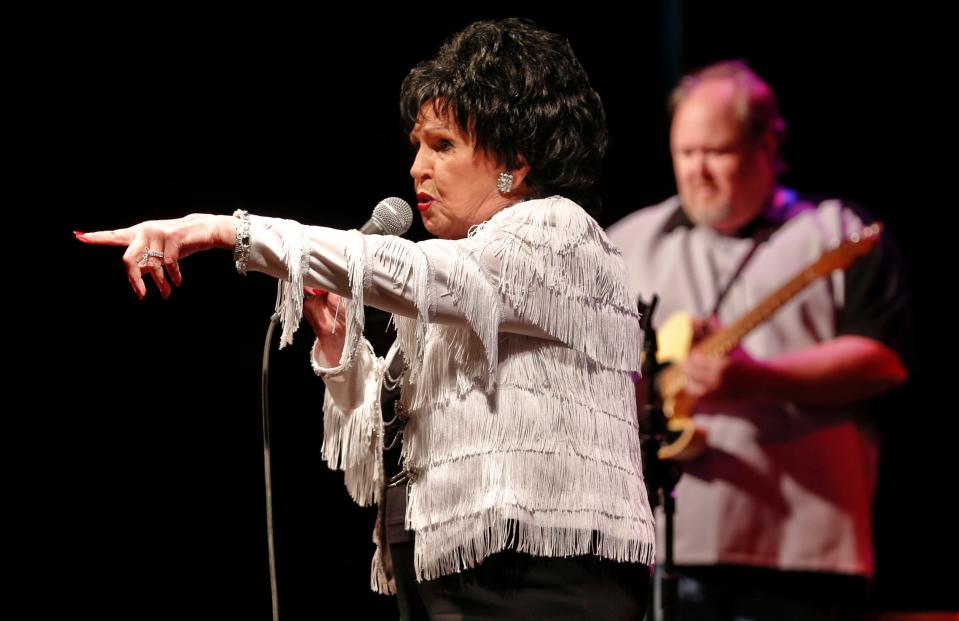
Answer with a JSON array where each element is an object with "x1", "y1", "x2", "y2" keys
[{"x1": 607, "y1": 61, "x2": 911, "y2": 619}]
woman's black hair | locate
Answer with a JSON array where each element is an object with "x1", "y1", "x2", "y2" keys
[{"x1": 400, "y1": 18, "x2": 608, "y2": 210}]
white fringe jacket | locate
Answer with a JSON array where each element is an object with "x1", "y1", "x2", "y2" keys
[{"x1": 244, "y1": 196, "x2": 656, "y2": 592}]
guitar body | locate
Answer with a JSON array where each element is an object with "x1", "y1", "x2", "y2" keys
[{"x1": 655, "y1": 312, "x2": 709, "y2": 462}]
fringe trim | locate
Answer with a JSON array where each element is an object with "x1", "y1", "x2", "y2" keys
[
  {"x1": 408, "y1": 457, "x2": 647, "y2": 530},
  {"x1": 370, "y1": 236, "x2": 435, "y2": 384},
  {"x1": 316, "y1": 229, "x2": 386, "y2": 508},
  {"x1": 404, "y1": 331, "x2": 637, "y2": 421},
  {"x1": 406, "y1": 385, "x2": 641, "y2": 465},
  {"x1": 370, "y1": 483, "x2": 397, "y2": 595},
  {"x1": 270, "y1": 219, "x2": 310, "y2": 348},
  {"x1": 319, "y1": 339, "x2": 405, "y2": 595},
  {"x1": 396, "y1": 328, "x2": 655, "y2": 581},
  {"x1": 320, "y1": 383, "x2": 383, "y2": 507},
  {"x1": 411, "y1": 508, "x2": 656, "y2": 582},
  {"x1": 333, "y1": 230, "x2": 369, "y2": 372},
  {"x1": 446, "y1": 247, "x2": 503, "y2": 392},
  {"x1": 445, "y1": 197, "x2": 642, "y2": 388}
]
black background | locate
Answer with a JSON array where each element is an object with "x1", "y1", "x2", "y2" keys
[{"x1": 37, "y1": 4, "x2": 953, "y2": 618}]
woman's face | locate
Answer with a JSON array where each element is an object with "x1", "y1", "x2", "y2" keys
[{"x1": 409, "y1": 103, "x2": 520, "y2": 239}]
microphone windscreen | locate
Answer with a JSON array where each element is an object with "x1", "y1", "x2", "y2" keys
[{"x1": 368, "y1": 197, "x2": 413, "y2": 236}]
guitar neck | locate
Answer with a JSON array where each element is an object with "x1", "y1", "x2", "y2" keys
[{"x1": 698, "y1": 252, "x2": 850, "y2": 356}]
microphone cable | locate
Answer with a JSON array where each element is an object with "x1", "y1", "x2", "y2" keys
[{"x1": 261, "y1": 311, "x2": 282, "y2": 621}]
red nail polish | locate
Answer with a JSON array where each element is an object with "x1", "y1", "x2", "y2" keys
[{"x1": 75, "y1": 232, "x2": 90, "y2": 243}]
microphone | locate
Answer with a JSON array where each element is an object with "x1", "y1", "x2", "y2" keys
[{"x1": 359, "y1": 197, "x2": 414, "y2": 236}]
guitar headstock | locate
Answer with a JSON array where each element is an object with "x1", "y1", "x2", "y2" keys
[
  {"x1": 849, "y1": 222, "x2": 882, "y2": 244},
  {"x1": 822, "y1": 222, "x2": 883, "y2": 270}
]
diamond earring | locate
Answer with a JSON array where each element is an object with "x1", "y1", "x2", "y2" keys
[{"x1": 496, "y1": 171, "x2": 514, "y2": 194}]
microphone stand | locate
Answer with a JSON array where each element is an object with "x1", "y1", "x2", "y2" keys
[{"x1": 637, "y1": 295, "x2": 681, "y2": 621}]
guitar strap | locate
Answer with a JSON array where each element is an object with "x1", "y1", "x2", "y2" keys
[{"x1": 707, "y1": 224, "x2": 774, "y2": 320}]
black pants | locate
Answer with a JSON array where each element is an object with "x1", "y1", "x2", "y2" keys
[{"x1": 390, "y1": 542, "x2": 650, "y2": 621}]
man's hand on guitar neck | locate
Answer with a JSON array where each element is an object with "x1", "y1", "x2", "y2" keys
[{"x1": 691, "y1": 316, "x2": 721, "y2": 344}]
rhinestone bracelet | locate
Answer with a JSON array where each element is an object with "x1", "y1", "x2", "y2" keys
[{"x1": 232, "y1": 209, "x2": 251, "y2": 275}]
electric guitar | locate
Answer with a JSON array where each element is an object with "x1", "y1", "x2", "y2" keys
[{"x1": 654, "y1": 223, "x2": 883, "y2": 461}]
